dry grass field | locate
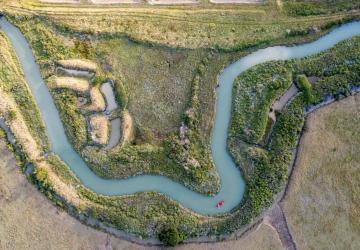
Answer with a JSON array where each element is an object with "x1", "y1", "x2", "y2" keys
[{"x1": 283, "y1": 94, "x2": 360, "y2": 250}]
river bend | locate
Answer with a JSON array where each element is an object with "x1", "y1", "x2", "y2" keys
[{"x1": 0, "y1": 17, "x2": 359, "y2": 215}]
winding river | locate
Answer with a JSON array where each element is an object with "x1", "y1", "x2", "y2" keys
[{"x1": 0, "y1": 17, "x2": 359, "y2": 215}]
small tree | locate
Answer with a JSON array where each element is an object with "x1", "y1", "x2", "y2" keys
[{"x1": 158, "y1": 224, "x2": 187, "y2": 246}]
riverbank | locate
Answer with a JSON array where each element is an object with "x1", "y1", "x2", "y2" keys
[
  {"x1": 1, "y1": 93, "x2": 359, "y2": 249},
  {"x1": 0, "y1": 135, "x2": 282, "y2": 249}
]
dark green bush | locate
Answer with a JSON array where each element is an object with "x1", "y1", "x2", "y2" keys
[{"x1": 158, "y1": 224, "x2": 187, "y2": 246}]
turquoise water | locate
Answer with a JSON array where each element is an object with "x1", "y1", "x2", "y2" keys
[{"x1": 1, "y1": 17, "x2": 359, "y2": 215}]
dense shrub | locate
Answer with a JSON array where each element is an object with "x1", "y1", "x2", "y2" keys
[
  {"x1": 297, "y1": 74, "x2": 314, "y2": 104},
  {"x1": 158, "y1": 224, "x2": 187, "y2": 246},
  {"x1": 74, "y1": 38, "x2": 94, "y2": 59},
  {"x1": 285, "y1": 2, "x2": 326, "y2": 16}
]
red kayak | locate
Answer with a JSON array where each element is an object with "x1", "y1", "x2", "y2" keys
[{"x1": 215, "y1": 200, "x2": 225, "y2": 208}]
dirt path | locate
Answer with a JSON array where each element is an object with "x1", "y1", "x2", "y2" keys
[
  {"x1": 269, "y1": 84, "x2": 299, "y2": 122},
  {"x1": 264, "y1": 204, "x2": 297, "y2": 250}
]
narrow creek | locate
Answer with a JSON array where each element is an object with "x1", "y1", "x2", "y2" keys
[{"x1": 0, "y1": 17, "x2": 359, "y2": 215}]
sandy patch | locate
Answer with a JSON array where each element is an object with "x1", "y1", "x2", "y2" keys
[
  {"x1": 58, "y1": 59, "x2": 97, "y2": 72},
  {"x1": 49, "y1": 76, "x2": 90, "y2": 92},
  {"x1": 89, "y1": 114, "x2": 109, "y2": 145}
]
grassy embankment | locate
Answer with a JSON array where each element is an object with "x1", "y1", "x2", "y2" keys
[{"x1": 0, "y1": 0, "x2": 360, "y2": 244}]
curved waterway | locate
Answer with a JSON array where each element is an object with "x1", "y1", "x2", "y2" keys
[{"x1": 1, "y1": 17, "x2": 359, "y2": 215}]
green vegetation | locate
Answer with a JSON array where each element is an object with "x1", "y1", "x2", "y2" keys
[
  {"x1": 297, "y1": 74, "x2": 314, "y2": 104},
  {"x1": 6, "y1": 14, "x2": 221, "y2": 195},
  {"x1": 113, "y1": 79, "x2": 128, "y2": 110},
  {"x1": 158, "y1": 224, "x2": 188, "y2": 246},
  {"x1": 1, "y1": 0, "x2": 360, "y2": 245},
  {"x1": 230, "y1": 61, "x2": 293, "y2": 145},
  {"x1": 284, "y1": 0, "x2": 360, "y2": 16},
  {"x1": 225, "y1": 35, "x2": 360, "y2": 235},
  {"x1": 52, "y1": 89, "x2": 87, "y2": 150}
]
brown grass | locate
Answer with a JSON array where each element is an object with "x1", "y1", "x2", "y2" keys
[
  {"x1": 121, "y1": 110, "x2": 134, "y2": 145},
  {"x1": 89, "y1": 114, "x2": 109, "y2": 145},
  {"x1": 84, "y1": 87, "x2": 106, "y2": 112},
  {"x1": 0, "y1": 140, "x2": 146, "y2": 250},
  {"x1": 49, "y1": 76, "x2": 90, "y2": 92},
  {"x1": 0, "y1": 89, "x2": 41, "y2": 160},
  {"x1": 57, "y1": 59, "x2": 97, "y2": 72},
  {"x1": 283, "y1": 94, "x2": 360, "y2": 250}
]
